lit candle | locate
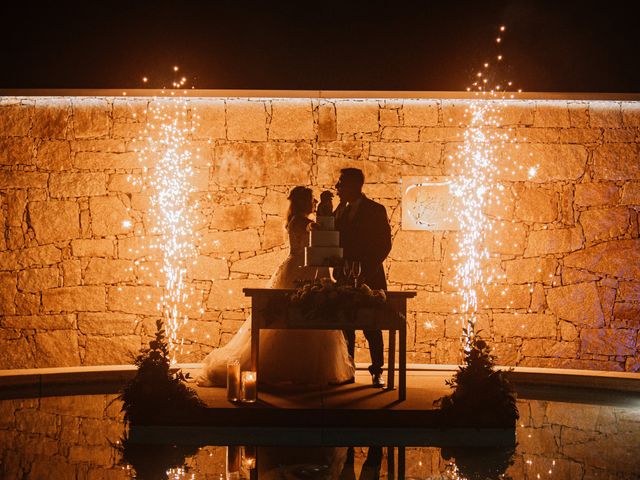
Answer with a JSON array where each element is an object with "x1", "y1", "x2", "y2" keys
[
  {"x1": 227, "y1": 359, "x2": 240, "y2": 402},
  {"x1": 242, "y1": 446, "x2": 256, "y2": 470},
  {"x1": 241, "y1": 371, "x2": 257, "y2": 403}
]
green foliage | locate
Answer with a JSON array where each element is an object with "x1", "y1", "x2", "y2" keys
[
  {"x1": 119, "y1": 319, "x2": 204, "y2": 425},
  {"x1": 436, "y1": 333, "x2": 519, "y2": 427}
]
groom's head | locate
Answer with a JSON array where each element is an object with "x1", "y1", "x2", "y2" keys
[{"x1": 336, "y1": 168, "x2": 364, "y2": 202}]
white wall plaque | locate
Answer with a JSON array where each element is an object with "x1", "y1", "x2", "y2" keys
[{"x1": 401, "y1": 177, "x2": 460, "y2": 231}]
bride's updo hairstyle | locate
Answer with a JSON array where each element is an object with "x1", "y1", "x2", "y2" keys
[{"x1": 287, "y1": 186, "x2": 313, "y2": 224}]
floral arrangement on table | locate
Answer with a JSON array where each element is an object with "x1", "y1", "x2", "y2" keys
[
  {"x1": 287, "y1": 277, "x2": 389, "y2": 324},
  {"x1": 435, "y1": 333, "x2": 519, "y2": 427}
]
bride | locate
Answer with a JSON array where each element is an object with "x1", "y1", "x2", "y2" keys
[{"x1": 197, "y1": 186, "x2": 355, "y2": 387}]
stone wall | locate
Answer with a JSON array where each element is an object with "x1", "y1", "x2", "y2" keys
[{"x1": 0, "y1": 95, "x2": 639, "y2": 371}]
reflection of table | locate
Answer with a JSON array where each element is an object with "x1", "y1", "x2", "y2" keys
[{"x1": 243, "y1": 288, "x2": 416, "y2": 401}]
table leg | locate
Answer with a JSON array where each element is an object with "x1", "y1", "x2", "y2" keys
[
  {"x1": 251, "y1": 312, "x2": 259, "y2": 399},
  {"x1": 399, "y1": 323, "x2": 406, "y2": 401},
  {"x1": 386, "y1": 446, "x2": 395, "y2": 480},
  {"x1": 398, "y1": 446, "x2": 405, "y2": 479},
  {"x1": 387, "y1": 328, "x2": 396, "y2": 390}
]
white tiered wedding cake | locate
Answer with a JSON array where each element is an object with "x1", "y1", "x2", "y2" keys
[{"x1": 304, "y1": 215, "x2": 343, "y2": 266}]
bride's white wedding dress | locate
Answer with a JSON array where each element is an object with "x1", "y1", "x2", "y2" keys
[{"x1": 197, "y1": 215, "x2": 355, "y2": 387}]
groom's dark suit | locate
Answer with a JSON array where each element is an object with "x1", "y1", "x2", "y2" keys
[{"x1": 335, "y1": 194, "x2": 392, "y2": 376}]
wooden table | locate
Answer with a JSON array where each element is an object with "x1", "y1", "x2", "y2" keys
[{"x1": 243, "y1": 288, "x2": 416, "y2": 401}]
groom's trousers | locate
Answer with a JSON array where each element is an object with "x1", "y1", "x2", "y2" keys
[{"x1": 343, "y1": 329, "x2": 384, "y2": 376}]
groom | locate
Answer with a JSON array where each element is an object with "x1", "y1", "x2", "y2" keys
[{"x1": 334, "y1": 168, "x2": 392, "y2": 388}]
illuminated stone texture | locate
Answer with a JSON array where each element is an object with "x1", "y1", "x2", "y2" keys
[{"x1": 0, "y1": 96, "x2": 638, "y2": 371}]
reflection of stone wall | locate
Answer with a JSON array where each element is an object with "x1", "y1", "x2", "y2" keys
[{"x1": 0, "y1": 96, "x2": 638, "y2": 370}]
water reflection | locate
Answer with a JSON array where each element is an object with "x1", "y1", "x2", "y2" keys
[{"x1": 1, "y1": 394, "x2": 639, "y2": 479}]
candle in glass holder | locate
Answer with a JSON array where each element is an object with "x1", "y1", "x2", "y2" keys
[
  {"x1": 242, "y1": 446, "x2": 256, "y2": 470},
  {"x1": 227, "y1": 358, "x2": 240, "y2": 401},
  {"x1": 226, "y1": 446, "x2": 241, "y2": 479},
  {"x1": 241, "y1": 371, "x2": 257, "y2": 403}
]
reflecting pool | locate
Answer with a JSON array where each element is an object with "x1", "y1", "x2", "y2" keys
[{"x1": 1, "y1": 389, "x2": 639, "y2": 479}]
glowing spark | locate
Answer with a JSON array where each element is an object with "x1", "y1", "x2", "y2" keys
[
  {"x1": 122, "y1": 219, "x2": 132, "y2": 229},
  {"x1": 142, "y1": 77, "x2": 148, "y2": 83}
]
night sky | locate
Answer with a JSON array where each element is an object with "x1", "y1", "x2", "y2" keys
[{"x1": 1, "y1": 0, "x2": 639, "y2": 93}]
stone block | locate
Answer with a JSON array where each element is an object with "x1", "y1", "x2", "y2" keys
[
  {"x1": 559, "y1": 320, "x2": 578, "y2": 341},
  {"x1": 17, "y1": 267, "x2": 59, "y2": 292},
  {"x1": 521, "y1": 339, "x2": 578, "y2": 358},
  {"x1": 74, "y1": 151, "x2": 139, "y2": 169},
  {"x1": 32, "y1": 99, "x2": 70, "y2": 138},
  {"x1": 533, "y1": 101, "x2": 571, "y2": 127},
  {"x1": 440, "y1": 100, "x2": 471, "y2": 126},
  {"x1": 493, "y1": 312, "x2": 557, "y2": 339},
  {"x1": 592, "y1": 144, "x2": 640, "y2": 180},
  {"x1": 17, "y1": 245, "x2": 62, "y2": 268},
  {"x1": 318, "y1": 103, "x2": 337, "y2": 141},
  {"x1": 49, "y1": 172, "x2": 107, "y2": 197},
  {"x1": 568, "y1": 102, "x2": 589, "y2": 127},
  {"x1": 107, "y1": 286, "x2": 163, "y2": 315},
  {"x1": 191, "y1": 99, "x2": 226, "y2": 139},
  {"x1": 617, "y1": 281, "x2": 640, "y2": 302},
  {"x1": 503, "y1": 257, "x2": 557, "y2": 285},
  {"x1": 206, "y1": 278, "x2": 267, "y2": 310},
  {"x1": 213, "y1": 142, "x2": 312, "y2": 187},
  {"x1": 335, "y1": 101, "x2": 379, "y2": 134},
  {"x1": 269, "y1": 100, "x2": 314, "y2": 140},
  {"x1": 107, "y1": 173, "x2": 141, "y2": 193},
  {"x1": 89, "y1": 196, "x2": 132, "y2": 236},
  {"x1": 15, "y1": 409, "x2": 59, "y2": 436},
  {"x1": 514, "y1": 186, "x2": 558, "y2": 222},
  {"x1": 479, "y1": 284, "x2": 531, "y2": 309},
  {"x1": 613, "y1": 302, "x2": 640, "y2": 324},
  {"x1": 262, "y1": 216, "x2": 286, "y2": 250},
  {"x1": 0, "y1": 272, "x2": 17, "y2": 315},
  {"x1": 546, "y1": 282, "x2": 604, "y2": 327},
  {"x1": 414, "y1": 313, "x2": 446, "y2": 341},
  {"x1": 15, "y1": 291, "x2": 39, "y2": 315},
  {"x1": 84, "y1": 258, "x2": 136, "y2": 284},
  {"x1": 589, "y1": 101, "x2": 623, "y2": 128},
  {"x1": 581, "y1": 328, "x2": 636, "y2": 355},
  {"x1": 497, "y1": 103, "x2": 535, "y2": 126},
  {"x1": 561, "y1": 267, "x2": 599, "y2": 285},
  {"x1": 388, "y1": 261, "x2": 440, "y2": 285},
  {"x1": 83, "y1": 335, "x2": 141, "y2": 365},
  {"x1": 71, "y1": 239, "x2": 115, "y2": 257},
  {"x1": 6, "y1": 190, "x2": 28, "y2": 227},
  {"x1": 579, "y1": 206, "x2": 630, "y2": 244},
  {"x1": 42, "y1": 286, "x2": 106, "y2": 313},
  {"x1": 28, "y1": 200, "x2": 80, "y2": 243},
  {"x1": 493, "y1": 144, "x2": 587, "y2": 182},
  {"x1": 262, "y1": 189, "x2": 288, "y2": 216},
  {"x1": 210, "y1": 204, "x2": 263, "y2": 230},
  {"x1": 35, "y1": 139, "x2": 73, "y2": 171},
  {"x1": 117, "y1": 236, "x2": 162, "y2": 260},
  {"x1": 186, "y1": 255, "x2": 229, "y2": 280},
  {"x1": 574, "y1": 182, "x2": 619, "y2": 207},
  {"x1": 72, "y1": 99, "x2": 110, "y2": 138},
  {"x1": 200, "y1": 230, "x2": 261, "y2": 254},
  {"x1": 0, "y1": 103, "x2": 32, "y2": 136},
  {"x1": 412, "y1": 291, "x2": 461, "y2": 313},
  {"x1": 620, "y1": 181, "x2": 640, "y2": 205},
  {"x1": 621, "y1": 103, "x2": 640, "y2": 127},
  {"x1": 3, "y1": 314, "x2": 75, "y2": 330},
  {"x1": 563, "y1": 239, "x2": 640, "y2": 280},
  {"x1": 380, "y1": 127, "x2": 420, "y2": 141},
  {"x1": 379, "y1": 108, "x2": 400, "y2": 127},
  {"x1": 316, "y1": 156, "x2": 365, "y2": 186},
  {"x1": 558, "y1": 127, "x2": 602, "y2": 144},
  {"x1": 389, "y1": 230, "x2": 437, "y2": 260},
  {"x1": 226, "y1": 100, "x2": 267, "y2": 141},
  {"x1": 524, "y1": 226, "x2": 584, "y2": 257},
  {"x1": 0, "y1": 137, "x2": 34, "y2": 166},
  {"x1": 0, "y1": 171, "x2": 49, "y2": 189},
  {"x1": 369, "y1": 142, "x2": 441, "y2": 167},
  {"x1": 485, "y1": 221, "x2": 527, "y2": 256},
  {"x1": 35, "y1": 330, "x2": 80, "y2": 366},
  {"x1": 231, "y1": 250, "x2": 287, "y2": 276},
  {"x1": 402, "y1": 101, "x2": 438, "y2": 126}
]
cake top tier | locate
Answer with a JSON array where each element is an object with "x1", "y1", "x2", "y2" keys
[{"x1": 315, "y1": 215, "x2": 335, "y2": 231}]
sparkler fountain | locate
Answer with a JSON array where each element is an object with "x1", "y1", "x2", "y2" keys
[
  {"x1": 132, "y1": 71, "x2": 202, "y2": 361},
  {"x1": 449, "y1": 26, "x2": 534, "y2": 353}
]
